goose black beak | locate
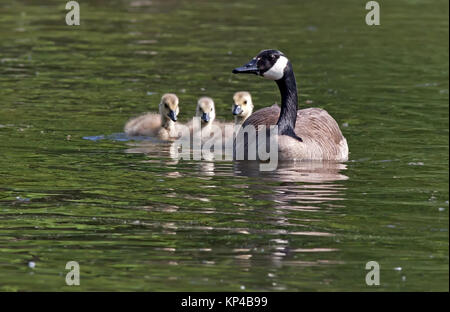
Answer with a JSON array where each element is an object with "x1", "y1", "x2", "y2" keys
[
  {"x1": 201, "y1": 112, "x2": 210, "y2": 123},
  {"x1": 232, "y1": 105, "x2": 242, "y2": 115},
  {"x1": 232, "y1": 58, "x2": 259, "y2": 75},
  {"x1": 168, "y1": 110, "x2": 177, "y2": 122}
]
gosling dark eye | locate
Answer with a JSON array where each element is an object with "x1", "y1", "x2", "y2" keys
[
  {"x1": 165, "y1": 103, "x2": 169, "y2": 108},
  {"x1": 243, "y1": 100, "x2": 247, "y2": 104}
]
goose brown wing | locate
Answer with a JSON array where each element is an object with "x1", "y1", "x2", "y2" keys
[
  {"x1": 295, "y1": 108, "x2": 345, "y2": 145},
  {"x1": 241, "y1": 104, "x2": 281, "y2": 129}
]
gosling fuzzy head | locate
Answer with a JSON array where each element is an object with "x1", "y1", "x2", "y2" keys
[
  {"x1": 196, "y1": 96, "x2": 216, "y2": 126},
  {"x1": 159, "y1": 93, "x2": 179, "y2": 124},
  {"x1": 232, "y1": 91, "x2": 254, "y2": 125}
]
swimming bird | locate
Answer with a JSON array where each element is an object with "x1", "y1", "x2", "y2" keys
[
  {"x1": 195, "y1": 96, "x2": 216, "y2": 133},
  {"x1": 186, "y1": 96, "x2": 234, "y2": 149},
  {"x1": 232, "y1": 91, "x2": 254, "y2": 126},
  {"x1": 124, "y1": 93, "x2": 180, "y2": 140},
  {"x1": 182, "y1": 96, "x2": 219, "y2": 143},
  {"x1": 232, "y1": 50, "x2": 348, "y2": 161}
]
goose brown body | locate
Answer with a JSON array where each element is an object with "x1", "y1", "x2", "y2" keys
[
  {"x1": 233, "y1": 49, "x2": 348, "y2": 161},
  {"x1": 242, "y1": 105, "x2": 348, "y2": 161}
]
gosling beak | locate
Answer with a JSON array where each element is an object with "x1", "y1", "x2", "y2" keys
[
  {"x1": 232, "y1": 58, "x2": 259, "y2": 75},
  {"x1": 201, "y1": 112, "x2": 210, "y2": 123},
  {"x1": 168, "y1": 110, "x2": 177, "y2": 122},
  {"x1": 232, "y1": 105, "x2": 242, "y2": 115}
]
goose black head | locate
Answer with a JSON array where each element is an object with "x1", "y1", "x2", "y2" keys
[{"x1": 232, "y1": 50, "x2": 289, "y2": 81}]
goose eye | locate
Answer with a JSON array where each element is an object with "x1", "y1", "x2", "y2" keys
[
  {"x1": 243, "y1": 100, "x2": 247, "y2": 104},
  {"x1": 165, "y1": 103, "x2": 169, "y2": 108}
]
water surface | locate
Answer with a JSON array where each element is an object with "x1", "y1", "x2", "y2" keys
[{"x1": 0, "y1": 0, "x2": 448, "y2": 291}]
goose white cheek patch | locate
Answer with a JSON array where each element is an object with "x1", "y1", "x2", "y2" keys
[{"x1": 263, "y1": 55, "x2": 288, "y2": 80}]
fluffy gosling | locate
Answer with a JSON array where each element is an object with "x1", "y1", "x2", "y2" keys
[
  {"x1": 124, "y1": 93, "x2": 180, "y2": 140},
  {"x1": 232, "y1": 91, "x2": 254, "y2": 126}
]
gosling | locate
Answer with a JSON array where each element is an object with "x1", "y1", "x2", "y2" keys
[
  {"x1": 195, "y1": 96, "x2": 216, "y2": 132},
  {"x1": 124, "y1": 93, "x2": 180, "y2": 140},
  {"x1": 186, "y1": 96, "x2": 225, "y2": 142},
  {"x1": 232, "y1": 91, "x2": 254, "y2": 126}
]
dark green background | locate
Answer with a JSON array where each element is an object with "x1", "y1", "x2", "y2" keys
[{"x1": 0, "y1": 0, "x2": 448, "y2": 291}]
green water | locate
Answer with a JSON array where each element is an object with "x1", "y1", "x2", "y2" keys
[{"x1": 0, "y1": 0, "x2": 448, "y2": 291}]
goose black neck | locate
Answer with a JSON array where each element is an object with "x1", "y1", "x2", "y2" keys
[{"x1": 275, "y1": 61, "x2": 298, "y2": 136}]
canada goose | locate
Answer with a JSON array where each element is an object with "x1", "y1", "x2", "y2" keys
[
  {"x1": 232, "y1": 50, "x2": 348, "y2": 161},
  {"x1": 124, "y1": 93, "x2": 180, "y2": 140},
  {"x1": 232, "y1": 91, "x2": 254, "y2": 126}
]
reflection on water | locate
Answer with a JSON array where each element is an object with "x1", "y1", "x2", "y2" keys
[
  {"x1": 1, "y1": 0, "x2": 447, "y2": 291},
  {"x1": 122, "y1": 137, "x2": 348, "y2": 284},
  {"x1": 233, "y1": 160, "x2": 348, "y2": 183},
  {"x1": 125, "y1": 137, "x2": 348, "y2": 180}
]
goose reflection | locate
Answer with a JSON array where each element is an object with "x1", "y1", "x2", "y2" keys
[
  {"x1": 123, "y1": 138, "x2": 349, "y2": 289},
  {"x1": 232, "y1": 160, "x2": 347, "y2": 211},
  {"x1": 124, "y1": 140, "x2": 348, "y2": 211},
  {"x1": 233, "y1": 160, "x2": 348, "y2": 183},
  {"x1": 125, "y1": 139, "x2": 180, "y2": 166}
]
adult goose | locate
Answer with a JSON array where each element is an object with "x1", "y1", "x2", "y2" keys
[{"x1": 232, "y1": 50, "x2": 348, "y2": 161}]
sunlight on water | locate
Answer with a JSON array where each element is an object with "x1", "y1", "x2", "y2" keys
[{"x1": 0, "y1": 0, "x2": 448, "y2": 291}]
